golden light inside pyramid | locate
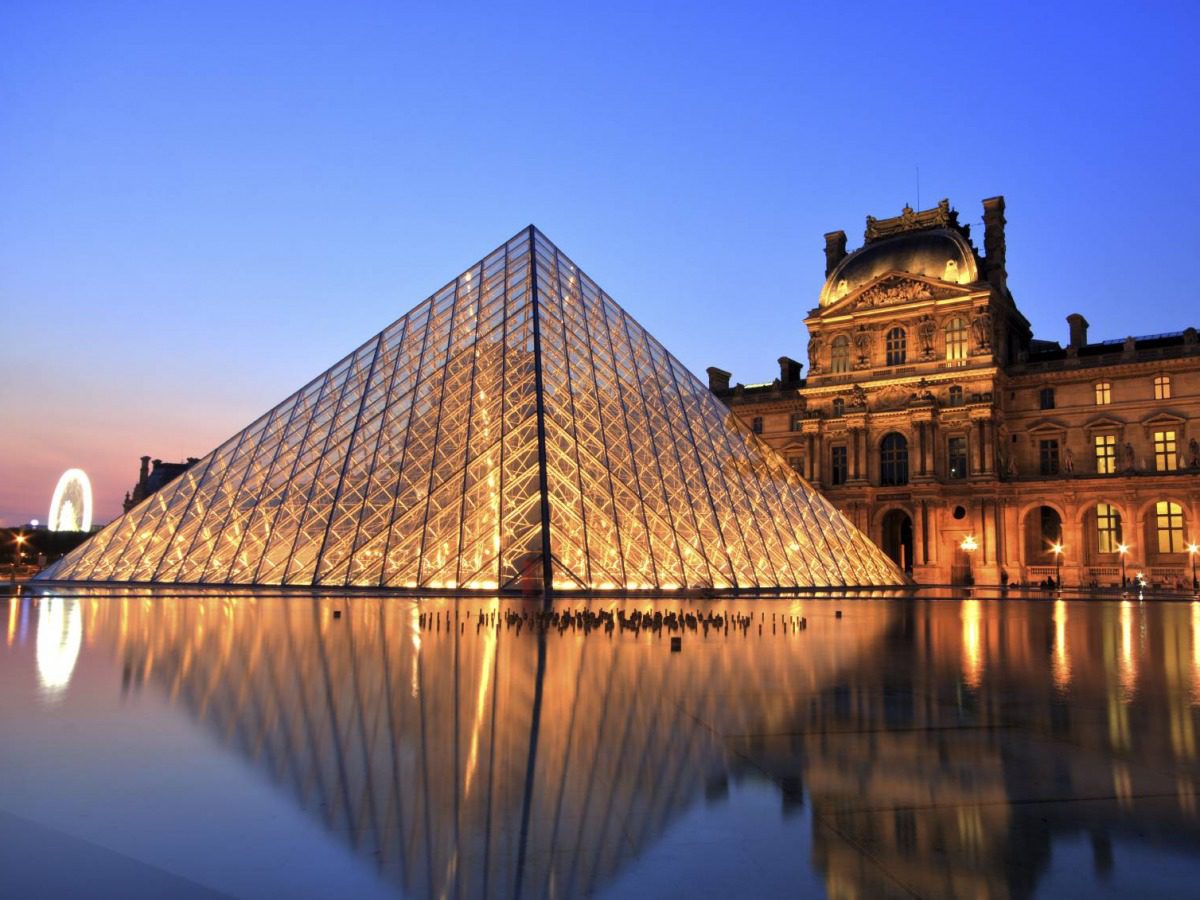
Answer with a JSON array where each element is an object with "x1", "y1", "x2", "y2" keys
[{"x1": 37, "y1": 227, "x2": 901, "y2": 592}]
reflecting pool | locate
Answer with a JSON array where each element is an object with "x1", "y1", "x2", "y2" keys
[{"x1": 5, "y1": 590, "x2": 1200, "y2": 897}]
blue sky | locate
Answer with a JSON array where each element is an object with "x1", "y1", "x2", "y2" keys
[{"x1": 2, "y1": 0, "x2": 1198, "y2": 523}]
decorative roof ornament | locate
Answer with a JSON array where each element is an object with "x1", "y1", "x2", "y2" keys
[{"x1": 865, "y1": 199, "x2": 959, "y2": 243}]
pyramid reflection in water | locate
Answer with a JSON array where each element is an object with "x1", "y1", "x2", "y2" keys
[{"x1": 39, "y1": 228, "x2": 900, "y2": 592}]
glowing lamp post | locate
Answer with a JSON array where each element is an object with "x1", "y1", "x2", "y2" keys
[
  {"x1": 1051, "y1": 542, "x2": 1064, "y2": 589},
  {"x1": 14, "y1": 533, "x2": 26, "y2": 567},
  {"x1": 1188, "y1": 543, "x2": 1199, "y2": 592},
  {"x1": 1117, "y1": 542, "x2": 1130, "y2": 588},
  {"x1": 960, "y1": 534, "x2": 978, "y2": 586}
]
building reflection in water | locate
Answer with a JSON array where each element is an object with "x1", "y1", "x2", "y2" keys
[{"x1": 28, "y1": 591, "x2": 1200, "y2": 897}]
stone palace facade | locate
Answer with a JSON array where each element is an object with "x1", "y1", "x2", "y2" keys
[{"x1": 712, "y1": 197, "x2": 1200, "y2": 588}]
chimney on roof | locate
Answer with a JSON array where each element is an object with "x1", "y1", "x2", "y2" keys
[
  {"x1": 1067, "y1": 313, "x2": 1089, "y2": 350},
  {"x1": 824, "y1": 231, "x2": 848, "y2": 277},
  {"x1": 139, "y1": 455, "x2": 151, "y2": 489},
  {"x1": 778, "y1": 356, "x2": 803, "y2": 386},
  {"x1": 706, "y1": 367, "x2": 732, "y2": 393},
  {"x1": 981, "y1": 196, "x2": 1007, "y2": 292}
]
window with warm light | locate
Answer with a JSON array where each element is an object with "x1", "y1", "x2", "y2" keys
[
  {"x1": 945, "y1": 318, "x2": 968, "y2": 362},
  {"x1": 1154, "y1": 430, "x2": 1178, "y2": 471},
  {"x1": 1096, "y1": 502, "x2": 1123, "y2": 554},
  {"x1": 1095, "y1": 435, "x2": 1117, "y2": 474},
  {"x1": 948, "y1": 436, "x2": 968, "y2": 480},
  {"x1": 1156, "y1": 501, "x2": 1185, "y2": 553},
  {"x1": 1095, "y1": 382, "x2": 1111, "y2": 405},
  {"x1": 880, "y1": 433, "x2": 909, "y2": 486},
  {"x1": 830, "y1": 336, "x2": 850, "y2": 374},
  {"x1": 885, "y1": 327, "x2": 907, "y2": 366},
  {"x1": 1039, "y1": 439, "x2": 1060, "y2": 476},
  {"x1": 830, "y1": 445, "x2": 848, "y2": 485},
  {"x1": 1154, "y1": 375, "x2": 1172, "y2": 400}
]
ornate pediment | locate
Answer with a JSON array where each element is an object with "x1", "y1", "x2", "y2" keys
[{"x1": 819, "y1": 272, "x2": 975, "y2": 318}]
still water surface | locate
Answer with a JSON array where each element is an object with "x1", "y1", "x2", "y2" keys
[{"x1": 4, "y1": 591, "x2": 1200, "y2": 898}]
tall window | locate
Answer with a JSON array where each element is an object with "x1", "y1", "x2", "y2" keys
[
  {"x1": 1095, "y1": 435, "x2": 1117, "y2": 474},
  {"x1": 880, "y1": 433, "x2": 909, "y2": 486},
  {"x1": 948, "y1": 385, "x2": 964, "y2": 407},
  {"x1": 885, "y1": 327, "x2": 907, "y2": 366},
  {"x1": 788, "y1": 455, "x2": 804, "y2": 474},
  {"x1": 1039, "y1": 387, "x2": 1056, "y2": 410},
  {"x1": 830, "y1": 445, "x2": 848, "y2": 486},
  {"x1": 1096, "y1": 502, "x2": 1123, "y2": 554},
  {"x1": 1154, "y1": 375, "x2": 1172, "y2": 400},
  {"x1": 751, "y1": 416, "x2": 763, "y2": 434},
  {"x1": 831, "y1": 398, "x2": 845, "y2": 417},
  {"x1": 945, "y1": 318, "x2": 968, "y2": 362},
  {"x1": 948, "y1": 436, "x2": 968, "y2": 480},
  {"x1": 1156, "y1": 501, "x2": 1185, "y2": 553},
  {"x1": 1039, "y1": 439, "x2": 1060, "y2": 476},
  {"x1": 1154, "y1": 430, "x2": 1178, "y2": 471},
  {"x1": 830, "y1": 336, "x2": 850, "y2": 374},
  {"x1": 789, "y1": 412, "x2": 804, "y2": 432},
  {"x1": 1095, "y1": 382, "x2": 1111, "y2": 405}
]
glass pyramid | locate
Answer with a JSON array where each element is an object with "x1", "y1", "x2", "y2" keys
[{"x1": 38, "y1": 227, "x2": 901, "y2": 592}]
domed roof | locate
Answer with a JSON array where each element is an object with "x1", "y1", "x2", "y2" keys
[{"x1": 819, "y1": 227, "x2": 980, "y2": 307}]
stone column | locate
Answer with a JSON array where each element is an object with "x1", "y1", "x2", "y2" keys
[
  {"x1": 983, "y1": 421, "x2": 995, "y2": 474},
  {"x1": 977, "y1": 419, "x2": 987, "y2": 474},
  {"x1": 924, "y1": 420, "x2": 936, "y2": 476}
]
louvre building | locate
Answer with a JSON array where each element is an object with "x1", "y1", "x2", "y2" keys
[{"x1": 38, "y1": 227, "x2": 900, "y2": 593}]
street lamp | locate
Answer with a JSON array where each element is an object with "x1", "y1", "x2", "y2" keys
[
  {"x1": 1051, "y1": 542, "x2": 1064, "y2": 589},
  {"x1": 13, "y1": 533, "x2": 26, "y2": 567},
  {"x1": 1188, "y1": 542, "x2": 1199, "y2": 592},
  {"x1": 1117, "y1": 542, "x2": 1130, "y2": 588}
]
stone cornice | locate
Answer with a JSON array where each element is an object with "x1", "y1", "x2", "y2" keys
[{"x1": 799, "y1": 367, "x2": 999, "y2": 398}]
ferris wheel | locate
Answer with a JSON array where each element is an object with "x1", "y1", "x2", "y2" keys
[{"x1": 48, "y1": 469, "x2": 93, "y2": 532}]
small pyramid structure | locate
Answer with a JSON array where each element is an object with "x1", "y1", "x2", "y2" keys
[{"x1": 39, "y1": 227, "x2": 902, "y2": 593}]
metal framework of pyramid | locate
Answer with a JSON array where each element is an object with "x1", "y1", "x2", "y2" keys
[{"x1": 39, "y1": 227, "x2": 901, "y2": 593}]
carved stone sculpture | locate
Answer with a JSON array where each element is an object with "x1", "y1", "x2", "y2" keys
[
  {"x1": 853, "y1": 326, "x2": 872, "y2": 368},
  {"x1": 849, "y1": 384, "x2": 868, "y2": 409},
  {"x1": 807, "y1": 335, "x2": 822, "y2": 375},
  {"x1": 1122, "y1": 442, "x2": 1136, "y2": 473},
  {"x1": 856, "y1": 278, "x2": 933, "y2": 308},
  {"x1": 971, "y1": 307, "x2": 992, "y2": 350},
  {"x1": 1063, "y1": 446, "x2": 1074, "y2": 474},
  {"x1": 917, "y1": 315, "x2": 936, "y2": 358},
  {"x1": 1188, "y1": 438, "x2": 1200, "y2": 468}
]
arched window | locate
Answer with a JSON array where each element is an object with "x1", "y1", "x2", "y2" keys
[
  {"x1": 880, "y1": 433, "x2": 909, "y2": 486},
  {"x1": 885, "y1": 327, "x2": 907, "y2": 366},
  {"x1": 945, "y1": 317, "x2": 968, "y2": 362},
  {"x1": 1096, "y1": 502, "x2": 1122, "y2": 554},
  {"x1": 1156, "y1": 501, "x2": 1185, "y2": 553},
  {"x1": 830, "y1": 336, "x2": 850, "y2": 374}
]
